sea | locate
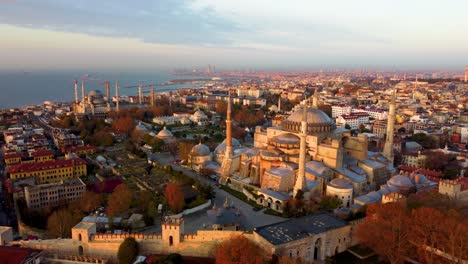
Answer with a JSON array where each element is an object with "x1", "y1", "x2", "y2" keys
[{"x1": 0, "y1": 71, "x2": 198, "y2": 109}]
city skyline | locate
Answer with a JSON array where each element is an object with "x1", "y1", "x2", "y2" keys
[{"x1": 1, "y1": 0, "x2": 468, "y2": 71}]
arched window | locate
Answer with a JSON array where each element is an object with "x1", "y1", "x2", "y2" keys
[
  {"x1": 78, "y1": 234, "x2": 82, "y2": 241},
  {"x1": 169, "y1": 236, "x2": 173, "y2": 246},
  {"x1": 78, "y1": 246, "x2": 84, "y2": 255}
]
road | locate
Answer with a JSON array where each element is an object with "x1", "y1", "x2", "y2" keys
[{"x1": 143, "y1": 153, "x2": 285, "y2": 233}]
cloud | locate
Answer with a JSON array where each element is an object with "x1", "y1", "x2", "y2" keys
[{"x1": 0, "y1": 0, "x2": 240, "y2": 45}]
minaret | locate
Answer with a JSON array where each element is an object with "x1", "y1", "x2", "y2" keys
[
  {"x1": 138, "y1": 82, "x2": 143, "y2": 105},
  {"x1": 313, "y1": 89, "x2": 319, "y2": 108},
  {"x1": 225, "y1": 91, "x2": 233, "y2": 159},
  {"x1": 105, "y1": 80, "x2": 110, "y2": 102},
  {"x1": 74, "y1": 80, "x2": 78, "y2": 104},
  {"x1": 383, "y1": 89, "x2": 396, "y2": 164},
  {"x1": 278, "y1": 96, "x2": 281, "y2": 112},
  {"x1": 294, "y1": 104, "x2": 308, "y2": 196},
  {"x1": 464, "y1": 66, "x2": 468, "y2": 83},
  {"x1": 115, "y1": 80, "x2": 120, "y2": 112},
  {"x1": 81, "y1": 80, "x2": 85, "y2": 103},
  {"x1": 150, "y1": 87, "x2": 155, "y2": 107},
  {"x1": 221, "y1": 91, "x2": 233, "y2": 179}
]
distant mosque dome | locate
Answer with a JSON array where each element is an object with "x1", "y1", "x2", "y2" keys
[
  {"x1": 214, "y1": 138, "x2": 241, "y2": 155},
  {"x1": 193, "y1": 110, "x2": 206, "y2": 117},
  {"x1": 88, "y1": 90, "x2": 103, "y2": 98},
  {"x1": 282, "y1": 107, "x2": 335, "y2": 134},
  {"x1": 190, "y1": 143, "x2": 211, "y2": 156},
  {"x1": 157, "y1": 127, "x2": 174, "y2": 138},
  {"x1": 387, "y1": 174, "x2": 414, "y2": 189}
]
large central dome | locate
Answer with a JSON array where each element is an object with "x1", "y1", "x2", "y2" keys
[{"x1": 282, "y1": 107, "x2": 335, "y2": 134}]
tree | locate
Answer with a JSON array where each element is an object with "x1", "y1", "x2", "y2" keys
[
  {"x1": 75, "y1": 191, "x2": 102, "y2": 213},
  {"x1": 215, "y1": 100, "x2": 227, "y2": 116},
  {"x1": 47, "y1": 208, "x2": 82, "y2": 238},
  {"x1": 107, "y1": 184, "x2": 133, "y2": 217},
  {"x1": 151, "y1": 253, "x2": 183, "y2": 264},
  {"x1": 319, "y1": 196, "x2": 342, "y2": 210},
  {"x1": 117, "y1": 237, "x2": 139, "y2": 264},
  {"x1": 178, "y1": 140, "x2": 195, "y2": 162},
  {"x1": 424, "y1": 150, "x2": 449, "y2": 171},
  {"x1": 165, "y1": 183, "x2": 185, "y2": 213},
  {"x1": 356, "y1": 202, "x2": 411, "y2": 264},
  {"x1": 112, "y1": 116, "x2": 135, "y2": 135},
  {"x1": 134, "y1": 191, "x2": 152, "y2": 213},
  {"x1": 216, "y1": 235, "x2": 266, "y2": 264},
  {"x1": 409, "y1": 207, "x2": 446, "y2": 264}
]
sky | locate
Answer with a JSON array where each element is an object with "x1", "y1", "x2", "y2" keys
[{"x1": 0, "y1": 0, "x2": 468, "y2": 71}]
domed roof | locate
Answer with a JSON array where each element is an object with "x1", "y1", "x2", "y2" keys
[
  {"x1": 157, "y1": 127, "x2": 173, "y2": 138},
  {"x1": 286, "y1": 107, "x2": 332, "y2": 124},
  {"x1": 193, "y1": 110, "x2": 206, "y2": 117},
  {"x1": 190, "y1": 143, "x2": 211, "y2": 156},
  {"x1": 328, "y1": 178, "x2": 353, "y2": 189},
  {"x1": 388, "y1": 175, "x2": 414, "y2": 188},
  {"x1": 88, "y1": 90, "x2": 103, "y2": 98},
  {"x1": 214, "y1": 138, "x2": 241, "y2": 153},
  {"x1": 92, "y1": 98, "x2": 107, "y2": 105},
  {"x1": 281, "y1": 107, "x2": 335, "y2": 134}
]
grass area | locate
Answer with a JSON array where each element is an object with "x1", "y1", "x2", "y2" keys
[{"x1": 220, "y1": 185, "x2": 263, "y2": 209}]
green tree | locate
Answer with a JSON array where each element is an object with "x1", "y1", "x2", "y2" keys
[
  {"x1": 319, "y1": 195, "x2": 342, "y2": 210},
  {"x1": 117, "y1": 237, "x2": 139, "y2": 264}
]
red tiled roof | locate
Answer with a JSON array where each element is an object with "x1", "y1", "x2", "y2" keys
[
  {"x1": 64, "y1": 145, "x2": 96, "y2": 153},
  {"x1": 4, "y1": 154, "x2": 21, "y2": 160},
  {"x1": 0, "y1": 246, "x2": 43, "y2": 264},
  {"x1": 31, "y1": 149, "x2": 54, "y2": 157},
  {"x1": 9, "y1": 158, "x2": 86, "y2": 174},
  {"x1": 397, "y1": 165, "x2": 443, "y2": 178}
]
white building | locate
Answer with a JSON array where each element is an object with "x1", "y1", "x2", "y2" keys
[
  {"x1": 237, "y1": 88, "x2": 264, "y2": 98},
  {"x1": 332, "y1": 105, "x2": 351, "y2": 118},
  {"x1": 336, "y1": 115, "x2": 359, "y2": 130},
  {"x1": 190, "y1": 110, "x2": 209, "y2": 126},
  {"x1": 326, "y1": 178, "x2": 353, "y2": 208}
]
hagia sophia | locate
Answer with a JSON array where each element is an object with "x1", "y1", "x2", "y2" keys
[{"x1": 190, "y1": 89, "x2": 437, "y2": 211}]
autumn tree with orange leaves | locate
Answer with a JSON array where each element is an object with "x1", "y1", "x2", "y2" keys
[
  {"x1": 112, "y1": 116, "x2": 135, "y2": 135},
  {"x1": 357, "y1": 200, "x2": 468, "y2": 264},
  {"x1": 215, "y1": 235, "x2": 267, "y2": 264},
  {"x1": 107, "y1": 184, "x2": 133, "y2": 217},
  {"x1": 165, "y1": 183, "x2": 185, "y2": 213},
  {"x1": 356, "y1": 202, "x2": 411, "y2": 264}
]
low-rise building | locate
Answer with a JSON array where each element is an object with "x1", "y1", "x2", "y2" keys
[
  {"x1": 8, "y1": 158, "x2": 87, "y2": 184},
  {"x1": 25, "y1": 178, "x2": 86, "y2": 209}
]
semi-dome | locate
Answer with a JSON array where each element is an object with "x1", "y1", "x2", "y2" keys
[
  {"x1": 271, "y1": 133, "x2": 300, "y2": 146},
  {"x1": 328, "y1": 178, "x2": 353, "y2": 189},
  {"x1": 282, "y1": 107, "x2": 335, "y2": 134},
  {"x1": 387, "y1": 175, "x2": 414, "y2": 188},
  {"x1": 191, "y1": 143, "x2": 211, "y2": 156}
]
